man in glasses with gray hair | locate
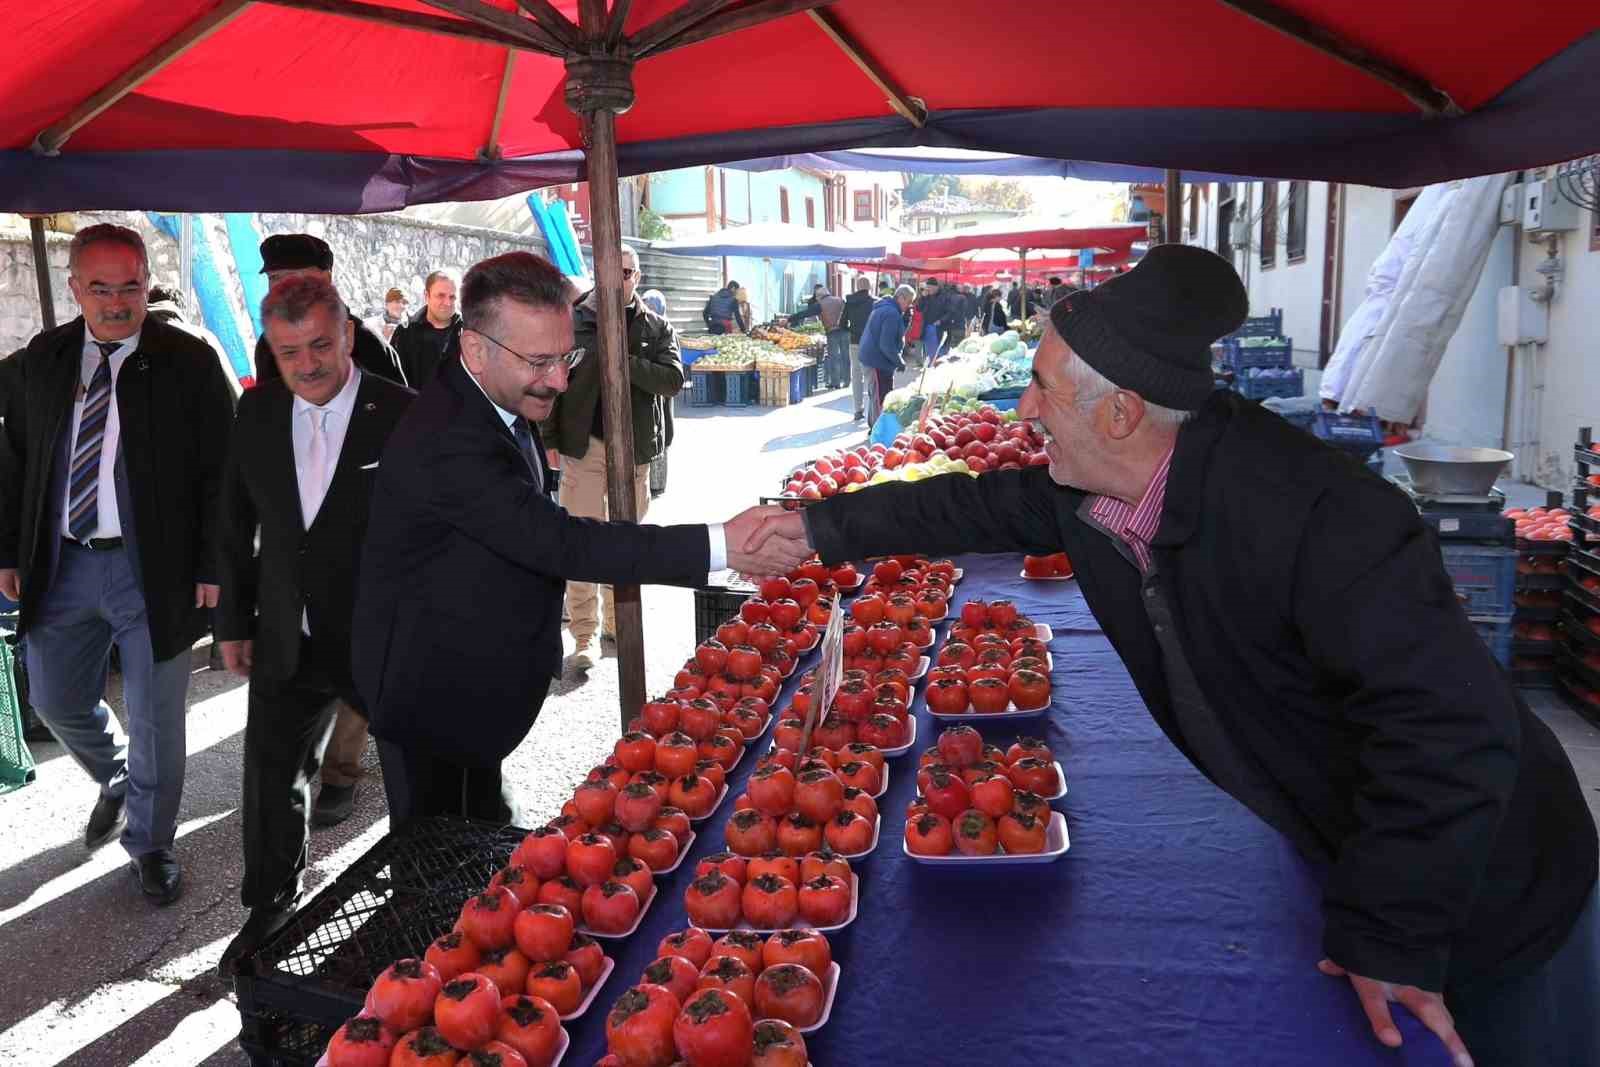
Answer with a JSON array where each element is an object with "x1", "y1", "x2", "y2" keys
[{"x1": 352, "y1": 251, "x2": 809, "y2": 822}]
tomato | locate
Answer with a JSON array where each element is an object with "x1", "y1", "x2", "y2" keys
[
  {"x1": 802, "y1": 746, "x2": 838, "y2": 769},
  {"x1": 496, "y1": 995, "x2": 562, "y2": 1067},
  {"x1": 524, "y1": 959, "x2": 582, "y2": 1015},
  {"x1": 684, "y1": 871, "x2": 743, "y2": 928},
  {"x1": 675, "y1": 988, "x2": 755, "y2": 1067},
  {"x1": 369, "y1": 957, "x2": 443, "y2": 1033},
  {"x1": 513, "y1": 903, "x2": 574, "y2": 964},
  {"x1": 959, "y1": 601, "x2": 988, "y2": 628},
  {"x1": 761, "y1": 928, "x2": 831, "y2": 977},
  {"x1": 849, "y1": 594, "x2": 886, "y2": 626},
  {"x1": 641, "y1": 698, "x2": 682, "y2": 737},
  {"x1": 512, "y1": 827, "x2": 569, "y2": 881},
  {"x1": 857, "y1": 713, "x2": 906, "y2": 750},
  {"x1": 566, "y1": 833, "x2": 619, "y2": 889},
  {"x1": 612, "y1": 856, "x2": 655, "y2": 904},
  {"x1": 770, "y1": 718, "x2": 804, "y2": 753},
  {"x1": 726, "y1": 704, "x2": 767, "y2": 740},
  {"x1": 1008, "y1": 756, "x2": 1060, "y2": 796},
  {"x1": 694, "y1": 850, "x2": 748, "y2": 886},
  {"x1": 933, "y1": 724, "x2": 980, "y2": 768},
  {"x1": 754, "y1": 962, "x2": 825, "y2": 1029},
  {"x1": 572, "y1": 779, "x2": 617, "y2": 827},
  {"x1": 710, "y1": 930, "x2": 766, "y2": 972},
  {"x1": 485, "y1": 865, "x2": 540, "y2": 912},
  {"x1": 458, "y1": 886, "x2": 520, "y2": 951},
  {"x1": 564, "y1": 931, "x2": 606, "y2": 987},
  {"x1": 759, "y1": 576, "x2": 792, "y2": 601},
  {"x1": 967, "y1": 676, "x2": 1011, "y2": 714},
  {"x1": 434, "y1": 973, "x2": 502, "y2": 1050},
  {"x1": 985, "y1": 599, "x2": 1019, "y2": 628},
  {"x1": 1007, "y1": 668, "x2": 1051, "y2": 710},
  {"x1": 641, "y1": 953, "x2": 701, "y2": 1006},
  {"x1": 583, "y1": 880, "x2": 642, "y2": 935},
  {"x1": 788, "y1": 577, "x2": 821, "y2": 608},
  {"x1": 831, "y1": 759, "x2": 877, "y2": 795},
  {"x1": 937, "y1": 641, "x2": 977, "y2": 670},
  {"x1": 326, "y1": 1015, "x2": 398, "y2": 1067},
  {"x1": 604, "y1": 783, "x2": 660, "y2": 834},
  {"x1": 751, "y1": 1018, "x2": 808, "y2": 1067},
  {"x1": 966, "y1": 772, "x2": 1014, "y2": 818},
  {"x1": 389, "y1": 1026, "x2": 460, "y2": 1067},
  {"x1": 776, "y1": 813, "x2": 822, "y2": 857},
  {"x1": 746, "y1": 764, "x2": 796, "y2": 816},
  {"x1": 830, "y1": 563, "x2": 858, "y2": 586},
  {"x1": 950, "y1": 809, "x2": 998, "y2": 856},
  {"x1": 464, "y1": 1040, "x2": 529, "y2": 1067},
  {"x1": 654, "y1": 732, "x2": 699, "y2": 778},
  {"x1": 669, "y1": 773, "x2": 718, "y2": 819},
  {"x1": 961, "y1": 759, "x2": 1005, "y2": 786},
  {"x1": 741, "y1": 873, "x2": 799, "y2": 928},
  {"x1": 998, "y1": 810, "x2": 1049, "y2": 854},
  {"x1": 605, "y1": 983, "x2": 680, "y2": 1067},
  {"x1": 796, "y1": 873, "x2": 851, "y2": 927},
  {"x1": 725, "y1": 809, "x2": 778, "y2": 856},
  {"x1": 792, "y1": 769, "x2": 844, "y2": 825},
  {"x1": 905, "y1": 812, "x2": 954, "y2": 856},
  {"x1": 536, "y1": 875, "x2": 584, "y2": 917},
  {"x1": 697, "y1": 954, "x2": 758, "y2": 1010},
  {"x1": 658, "y1": 926, "x2": 715, "y2": 969}
]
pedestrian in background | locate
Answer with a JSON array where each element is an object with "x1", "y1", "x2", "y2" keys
[
  {"x1": 214, "y1": 275, "x2": 413, "y2": 970},
  {"x1": 375, "y1": 287, "x2": 408, "y2": 342},
  {"x1": 843, "y1": 277, "x2": 874, "y2": 421},
  {"x1": 981, "y1": 287, "x2": 1007, "y2": 334},
  {"x1": 0, "y1": 224, "x2": 234, "y2": 904},
  {"x1": 542, "y1": 246, "x2": 684, "y2": 673},
  {"x1": 789, "y1": 284, "x2": 848, "y2": 390},
  {"x1": 859, "y1": 284, "x2": 914, "y2": 425},
  {"x1": 703, "y1": 279, "x2": 749, "y2": 335},
  {"x1": 391, "y1": 270, "x2": 462, "y2": 388}
]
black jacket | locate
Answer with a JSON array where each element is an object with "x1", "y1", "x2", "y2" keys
[
  {"x1": 843, "y1": 291, "x2": 874, "y2": 343},
  {"x1": 702, "y1": 287, "x2": 748, "y2": 335},
  {"x1": 803, "y1": 389, "x2": 1597, "y2": 993},
  {"x1": 352, "y1": 355, "x2": 713, "y2": 767},
  {"x1": 0, "y1": 316, "x2": 234, "y2": 661},
  {"x1": 390, "y1": 310, "x2": 463, "y2": 390},
  {"x1": 981, "y1": 299, "x2": 1007, "y2": 333},
  {"x1": 254, "y1": 314, "x2": 407, "y2": 388},
  {"x1": 215, "y1": 372, "x2": 414, "y2": 689}
]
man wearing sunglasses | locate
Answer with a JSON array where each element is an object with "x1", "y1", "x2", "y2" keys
[
  {"x1": 541, "y1": 244, "x2": 684, "y2": 673},
  {"x1": 352, "y1": 251, "x2": 810, "y2": 822}
]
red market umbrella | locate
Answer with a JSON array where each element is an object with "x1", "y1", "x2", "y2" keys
[{"x1": 898, "y1": 223, "x2": 1146, "y2": 261}]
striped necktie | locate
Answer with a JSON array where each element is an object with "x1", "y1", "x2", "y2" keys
[
  {"x1": 511, "y1": 418, "x2": 543, "y2": 492},
  {"x1": 67, "y1": 341, "x2": 118, "y2": 542}
]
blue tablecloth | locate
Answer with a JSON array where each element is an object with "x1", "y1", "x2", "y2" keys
[{"x1": 566, "y1": 551, "x2": 1455, "y2": 1065}]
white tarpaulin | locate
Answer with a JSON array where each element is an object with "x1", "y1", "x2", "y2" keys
[{"x1": 1331, "y1": 173, "x2": 1512, "y2": 423}]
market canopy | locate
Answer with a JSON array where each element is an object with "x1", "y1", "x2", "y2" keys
[
  {"x1": 899, "y1": 221, "x2": 1147, "y2": 260},
  {"x1": 652, "y1": 221, "x2": 897, "y2": 259},
  {"x1": 721, "y1": 147, "x2": 1257, "y2": 185},
  {"x1": 3, "y1": 1, "x2": 1599, "y2": 212}
]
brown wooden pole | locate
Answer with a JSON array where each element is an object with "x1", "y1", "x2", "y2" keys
[
  {"x1": 29, "y1": 217, "x2": 56, "y2": 330},
  {"x1": 573, "y1": 0, "x2": 645, "y2": 731},
  {"x1": 1164, "y1": 169, "x2": 1182, "y2": 244}
]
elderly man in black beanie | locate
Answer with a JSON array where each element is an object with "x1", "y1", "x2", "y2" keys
[{"x1": 745, "y1": 244, "x2": 1599, "y2": 1066}]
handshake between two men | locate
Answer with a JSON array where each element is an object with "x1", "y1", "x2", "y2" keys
[{"x1": 721, "y1": 505, "x2": 816, "y2": 579}]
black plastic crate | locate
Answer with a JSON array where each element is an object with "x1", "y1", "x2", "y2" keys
[
  {"x1": 694, "y1": 583, "x2": 754, "y2": 645},
  {"x1": 1565, "y1": 578, "x2": 1600, "y2": 616},
  {"x1": 1515, "y1": 571, "x2": 1565, "y2": 591},
  {"x1": 689, "y1": 368, "x2": 726, "y2": 407},
  {"x1": 238, "y1": 1010, "x2": 336, "y2": 1067},
  {"x1": 1563, "y1": 610, "x2": 1600, "y2": 651},
  {"x1": 235, "y1": 817, "x2": 526, "y2": 1039},
  {"x1": 1515, "y1": 537, "x2": 1569, "y2": 556},
  {"x1": 1566, "y1": 543, "x2": 1600, "y2": 581}
]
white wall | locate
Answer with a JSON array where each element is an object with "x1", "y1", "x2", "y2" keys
[{"x1": 1239, "y1": 181, "x2": 1328, "y2": 372}]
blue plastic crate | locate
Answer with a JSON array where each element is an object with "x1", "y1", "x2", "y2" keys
[
  {"x1": 724, "y1": 370, "x2": 757, "y2": 408},
  {"x1": 689, "y1": 368, "x2": 725, "y2": 407},
  {"x1": 681, "y1": 345, "x2": 715, "y2": 368},
  {"x1": 1226, "y1": 309, "x2": 1283, "y2": 340},
  {"x1": 1442, "y1": 544, "x2": 1517, "y2": 618},
  {"x1": 787, "y1": 368, "x2": 807, "y2": 405},
  {"x1": 1311, "y1": 411, "x2": 1384, "y2": 458},
  {"x1": 1235, "y1": 367, "x2": 1303, "y2": 401},
  {"x1": 1223, "y1": 337, "x2": 1293, "y2": 371},
  {"x1": 1471, "y1": 615, "x2": 1513, "y2": 668}
]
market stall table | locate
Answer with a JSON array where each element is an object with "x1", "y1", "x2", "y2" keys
[{"x1": 561, "y1": 551, "x2": 1456, "y2": 1065}]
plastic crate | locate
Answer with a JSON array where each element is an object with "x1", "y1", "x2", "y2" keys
[
  {"x1": 694, "y1": 584, "x2": 754, "y2": 644},
  {"x1": 0, "y1": 636, "x2": 36, "y2": 794},
  {"x1": 235, "y1": 817, "x2": 526, "y2": 1042},
  {"x1": 807, "y1": 360, "x2": 826, "y2": 396},
  {"x1": 1311, "y1": 411, "x2": 1384, "y2": 458},
  {"x1": 1472, "y1": 615, "x2": 1513, "y2": 668},
  {"x1": 689, "y1": 368, "x2": 725, "y2": 407},
  {"x1": 1235, "y1": 367, "x2": 1303, "y2": 401},
  {"x1": 680, "y1": 344, "x2": 715, "y2": 368},
  {"x1": 237, "y1": 1009, "x2": 336, "y2": 1067},
  {"x1": 1441, "y1": 543, "x2": 1517, "y2": 617},
  {"x1": 1223, "y1": 337, "x2": 1293, "y2": 372},
  {"x1": 1225, "y1": 309, "x2": 1284, "y2": 340},
  {"x1": 724, "y1": 370, "x2": 758, "y2": 408}
]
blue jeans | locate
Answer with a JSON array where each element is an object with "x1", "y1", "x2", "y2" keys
[
  {"x1": 922, "y1": 325, "x2": 944, "y2": 363},
  {"x1": 26, "y1": 543, "x2": 191, "y2": 858}
]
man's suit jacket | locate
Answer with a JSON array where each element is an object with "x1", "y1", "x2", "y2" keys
[
  {"x1": 352, "y1": 354, "x2": 711, "y2": 768},
  {"x1": 0, "y1": 316, "x2": 234, "y2": 662},
  {"x1": 215, "y1": 372, "x2": 414, "y2": 689},
  {"x1": 254, "y1": 314, "x2": 407, "y2": 388}
]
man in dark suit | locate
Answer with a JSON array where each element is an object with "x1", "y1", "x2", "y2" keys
[
  {"x1": 353, "y1": 251, "x2": 810, "y2": 823},
  {"x1": 249, "y1": 234, "x2": 407, "y2": 389},
  {"x1": 214, "y1": 275, "x2": 413, "y2": 969},
  {"x1": 0, "y1": 224, "x2": 233, "y2": 903}
]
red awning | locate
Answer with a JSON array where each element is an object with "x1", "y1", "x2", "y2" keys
[{"x1": 899, "y1": 224, "x2": 1148, "y2": 260}]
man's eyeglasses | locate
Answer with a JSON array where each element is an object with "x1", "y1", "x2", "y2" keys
[
  {"x1": 621, "y1": 268, "x2": 639, "y2": 279},
  {"x1": 84, "y1": 283, "x2": 145, "y2": 300},
  {"x1": 469, "y1": 328, "x2": 584, "y2": 376}
]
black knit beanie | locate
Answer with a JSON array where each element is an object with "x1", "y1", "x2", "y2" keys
[{"x1": 1048, "y1": 244, "x2": 1247, "y2": 410}]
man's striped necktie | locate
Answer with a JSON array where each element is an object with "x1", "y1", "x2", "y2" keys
[{"x1": 67, "y1": 341, "x2": 118, "y2": 542}]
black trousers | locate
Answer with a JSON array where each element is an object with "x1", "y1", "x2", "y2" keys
[
  {"x1": 377, "y1": 676, "x2": 550, "y2": 826},
  {"x1": 240, "y1": 639, "x2": 360, "y2": 910}
]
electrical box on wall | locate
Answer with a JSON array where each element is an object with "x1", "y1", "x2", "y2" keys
[
  {"x1": 1499, "y1": 183, "x2": 1523, "y2": 225},
  {"x1": 1521, "y1": 180, "x2": 1581, "y2": 232},
  {"x1": 1498, "y1": 286, "x2": 1549, "y2": 345}
]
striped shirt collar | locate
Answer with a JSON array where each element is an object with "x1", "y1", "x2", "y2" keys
[{"x1": 1086, "y1": 445, "x2": 1176, "y2": 572}]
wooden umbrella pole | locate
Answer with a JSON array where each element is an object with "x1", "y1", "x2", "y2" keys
[
  {"x1": 1164, "y1": 169, "x2": 1182, "y2": 244},
  {"x1": 28, "y1": 217, "x2": 55, "y2": 330},
  {"x1": 571, "y1": 0, "x2": 645, "y2": 730}
]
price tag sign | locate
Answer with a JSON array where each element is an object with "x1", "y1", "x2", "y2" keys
[{"x1": 801, "y1": 594, "x2": 846, "y2": 753}]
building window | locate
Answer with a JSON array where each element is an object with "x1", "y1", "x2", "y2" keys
[
  {"x1": 952, "y1": 221, "x2": 977, "y2": 229},
  {"x1": 854, "y1": 190, "x2": 873, "y2": 222},
  {"x1": 1285, "y1": 181, "x2": 1308, "y2": 263},
  {"x1": 1217, "y1": 193, "x2": 1235, "y2": 258},
  {"x1": 1260, "y1": 182, "x2": 1277, "y2": 269},
  {"x1": 779, "y1": 188, "x2": 790, "y2": 224},
  {"x1": 916, "y1": 216, "x2": 934, "y2": 234},
  {"x1": 805, "y1": 197, "x2": 815, "y2": 228}
]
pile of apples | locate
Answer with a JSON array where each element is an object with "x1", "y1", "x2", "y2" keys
[
  {"x1": 600, "y1": 928, "x2": 834, "y2": 1066},
  {"x1": 904, "y1": 729, "x2": 1061, "y2": 857}
]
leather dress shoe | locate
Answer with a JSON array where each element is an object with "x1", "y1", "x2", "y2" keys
[
  {"x1": 311, "y1": 782, "x2": 356, "y2": 827},
  {"x1": 133, "y1": 848, "x2": 182, "y2": 905},
  {"x1": 85, "y1": 791, "x2": 127, "y2": 850},
  {"x1": 218, "y1": 900, "x2": 298, "y2": 977}
]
